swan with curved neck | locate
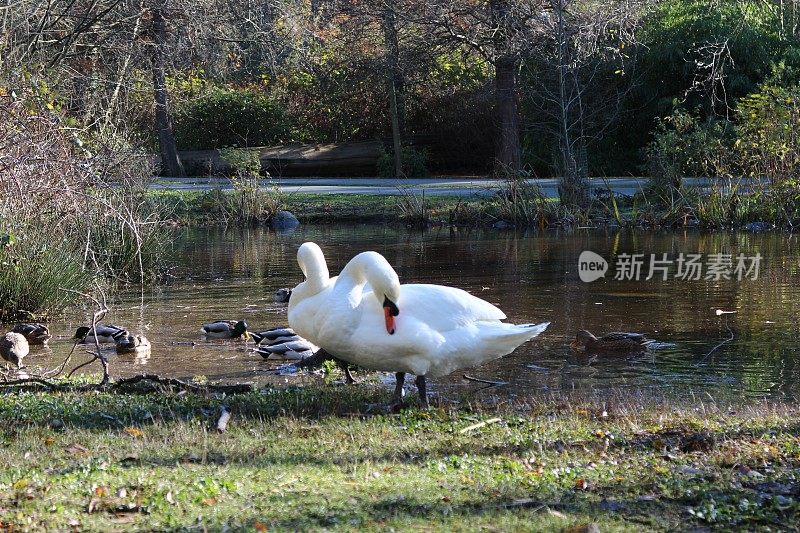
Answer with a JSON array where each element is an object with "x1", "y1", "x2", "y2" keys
[
  {"x1": 288, "y1": 242, "x2": 549, "y2": 408},
  {"x1": 287, "y1": 242, "x2": 335, "y2": 342}
]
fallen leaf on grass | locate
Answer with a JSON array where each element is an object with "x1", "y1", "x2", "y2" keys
[
  {"x1": 124, "y1": 427, "x2": 144, "y2": 439},
  {"x1": 64, "y1": 443, "x2": 88, "y2": 454},
  {"x1": 254, "y1": 522, "x2": 268, "y2": 532},
  {"x1": 574, "y1": 479, "x2": 591, "y2": 491},
  {"x1": 201, "y1": 497, "x2": 217, "y2": 506},
  {"x1": 44, "y1": 436, "x2": 56, "y2": 446}
]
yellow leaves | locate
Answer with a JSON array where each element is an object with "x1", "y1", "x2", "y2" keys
[
  {"x1": 13, "y1": 478, "x2": 29, "y2": 491},
  {"x1": 574, "y1": 478, "x2": 591, "y2": 491},
  {"x1": 123, "y1": 427, "x2": 144, "y2": 439},
  {"x1": 44, "y1": 436, "x2": 56, "y2": 446}
]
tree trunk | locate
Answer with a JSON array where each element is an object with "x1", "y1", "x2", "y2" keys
[
  {"x1": 495, "y1": 56, "x2": 521, "y2": 175},
  {"x1": 491, "y1": 0, "x2": 521, "y2": 175},
  {"x1": 554, "y1": 0, "x2": 587, "y2": 207},
  {"x1": 383, "y1": 1, "x2": 404, "y2": 177},
  {"x1": 151, "y1": 1, "x2": 183, "y2": 177}
]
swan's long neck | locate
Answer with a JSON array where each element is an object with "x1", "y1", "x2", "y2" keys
[
  {"x1": 304, "y1": 260, "x2": 329, "y2": 294},
  {"x1": 297, "y1": 243, "x2": 330, "y2": 296},
  {"x1": 290, "y1": 243, "x2": 331, "y2": 317},
  {"x1": 337, "y1": 251, "x2": 400, "y2": 306}
]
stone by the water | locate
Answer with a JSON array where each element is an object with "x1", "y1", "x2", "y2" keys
[{"x1": 271, "y1": 210, "x2": 300, "y2": 230}]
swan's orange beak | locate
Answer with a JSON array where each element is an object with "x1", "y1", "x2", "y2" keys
[
  {"x1": 384, "y1": 306, "x2": 395, "y2": 335},
  {"x1": 383, "y1": 297, "x2": 399, "y2": 335}
]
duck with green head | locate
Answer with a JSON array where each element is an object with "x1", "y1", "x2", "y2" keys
[
  {"x1": 74, "y1": 324, "x2": 129, "y2": 344},
  {"x1": 12, "y1": 323, "x2": 51, "y2": 345},
  {"x1": 201, "y1": 320, "x2": 249, "y2": 339}
]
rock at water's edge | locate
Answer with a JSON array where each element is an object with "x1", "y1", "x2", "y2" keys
[{"x1": 271, "y1": 210, "x2": 300, "y2": 230}]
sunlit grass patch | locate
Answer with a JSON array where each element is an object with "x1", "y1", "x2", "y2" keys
[{"x1": 1, "y1": 385, "x2": 798, "y2": 530}]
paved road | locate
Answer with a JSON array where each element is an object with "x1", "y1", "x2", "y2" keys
[{"x1": 152, "y1": 176, "x2": 715, "y2": 197}]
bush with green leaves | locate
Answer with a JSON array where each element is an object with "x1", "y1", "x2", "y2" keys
[
  {"x1": 377, "y1": 146, "x2": 429, "y2": 178},
  {"x1": 735, "y1": 84, "x2": 800, "y2": 183},
  {"x1": 0, "y1": 230, "x2": 95, "y2": 321},
  {"x1": 215, "y1": 147, "x2": 282, "y2": 223},
  {"x1": 175, "y1": 90, "x2": 296, "y2": 150},
  {"x1": 645, "y1": 108, "x2": 735, "y2": 198}
]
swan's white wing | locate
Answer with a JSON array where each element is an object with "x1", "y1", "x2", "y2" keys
[{"x1": 383, "y1": 283, "x2": 506, "y2": 332}]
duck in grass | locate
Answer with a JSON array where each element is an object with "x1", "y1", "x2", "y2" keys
[
  {"x1": 200, "y1": 320, "x2": 248, "y2": 339},
  {"x1": 1, "y1": 332, "x2": 29, "y2": 369},
  {"x1": 12, "y1": 323, "x2": 51, "y2": 345},
  {"x1": 74, "y1": 324, "x2": 129, "y2": 344},
  {"x1": 570, "y1": 330, "x2": 654, "y2": 353},
  {"x1": 115, "y1": 334, "x2": 151, "y2": 355}
]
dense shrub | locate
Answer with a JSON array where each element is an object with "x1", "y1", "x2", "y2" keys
[
  {"x1": 645, "y1": 108, "x2": 735, "y2": 197},
  {"x1": 735, "y1": 85, "x2": 800, "y2": 183},
  {"x1": 175, "y1": 90, "x2": 296, "y2": 150},
  {"x1": 377, "y1": 146, "x2": 429, "y2": 178},
  {"x1": 0, "y1": 83, "x2": 168, "y2": 319},
  {"x1": 0, "y1": 231, "x2": 95, "y2": 321}
]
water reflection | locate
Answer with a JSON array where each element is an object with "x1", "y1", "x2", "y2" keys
[{"x1": 14, "y1": 226, "x2": 800, "y2": 400}]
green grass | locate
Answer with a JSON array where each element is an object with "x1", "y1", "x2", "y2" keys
[
  {"x1": 1, "y1": 383, "x2": 799, "y2": 531},
  {"x1": 147, "y1": 189, "x2": 504, "y2": 226}
]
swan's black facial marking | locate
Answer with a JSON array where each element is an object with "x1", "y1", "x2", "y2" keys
[
  {"x1": 383, "y1": 297, "x2": 399, "y2": 335},
  {"x1": 383, "y1": 297, "x2": 399, "y2": 317}
]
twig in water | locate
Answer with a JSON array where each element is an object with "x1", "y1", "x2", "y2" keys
[
  {"x1": 697, "y1": 320, "x2": 735, "y2": 364},
  {"x1": 463, "y1": 374, "x2": 509, "y2": 386},
  {"x1": 60, "y1": 286, "x2": 110, "y2": 384}
]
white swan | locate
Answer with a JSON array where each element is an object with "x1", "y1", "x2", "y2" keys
[{"x1": 288, "y1": 242, "x2": 549, "y2": 407}]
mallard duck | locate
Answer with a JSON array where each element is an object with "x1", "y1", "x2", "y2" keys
[
  {"x1": 274, "y1": 288, "x2": 292, "y2": 303},
  {"x1": 201, "y1": 320, "x2": 248, "y2": 339},
  {"x1": 254, "y1": 338, "x2": 318, "y2": 360},
  {"x1": 1, "y1": 332, "x2": 29, "y2": 368},
  {"x1": 12, "y1": 323, "x2": 51, "y2": 345},
  {"x1": 250, "y1": 327, "x2": 297, "y2": 345},
  {"x1": 74, "y1": 324, "x2": 129, "y2": 344},
  {"x1": 570, "y1": 330, "x2": 652, "y2": 353},
  {"x1": 116, "y1": 334, "x2": 151, "y2": 354}
]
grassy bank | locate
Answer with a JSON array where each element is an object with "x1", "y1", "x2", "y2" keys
[
  {"x1": 1, "y1": 383, "x2": 798, "y2": 531},
  {"x1": 147, "y1": 183, "x2": 800, "y2": 231},
  {"x1": 147, "y1": 189, "x2": 550, "y2": 227}
]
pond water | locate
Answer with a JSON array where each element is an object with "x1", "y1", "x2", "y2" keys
[{"x1": 18, "y1": 225, "x2": 800, "y2": 401}]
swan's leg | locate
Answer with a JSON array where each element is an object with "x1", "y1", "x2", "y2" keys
[
  {"x1": 338, "y1": 360, "x2": 357, "y2": 384},
  {"x1": 391, "y1": 372, "x2": 406, "y2": 406},
  {"x1": 415, "y1": 375, "x2": 429, "y2": 409}
]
